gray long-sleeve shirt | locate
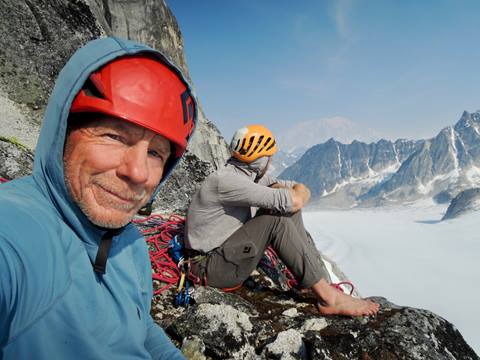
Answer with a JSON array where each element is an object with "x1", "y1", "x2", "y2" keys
[{"x1": 185, "y1": 159, "x2": 295, "y2": 253}]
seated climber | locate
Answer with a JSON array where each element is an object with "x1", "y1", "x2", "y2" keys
[{"x1": 185, "y1": 125, "x2": 379, "y2": 316}]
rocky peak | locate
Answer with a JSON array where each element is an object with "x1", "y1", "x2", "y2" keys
[
  {"x1": 455, "y1": 110, "x2": 480, "y2": 132},
  {"x1": 280, "y1": 137, "x2": 422, "y2": 201},
  {"x1": 86, "y1": 0, "x2": 190, "y2": 81}
]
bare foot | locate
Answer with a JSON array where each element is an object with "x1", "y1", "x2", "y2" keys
[{"x1": 312, "y1": 279, "x2": 380, "y2": 317}]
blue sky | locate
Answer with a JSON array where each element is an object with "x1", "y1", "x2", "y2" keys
[{"x1": 168, "y1": 0, "x2": 480, "y2": 147}]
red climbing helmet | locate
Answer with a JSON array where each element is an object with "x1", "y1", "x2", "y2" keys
[{"x1": 70, "y1": 54, "x2": 196, "y2": 158}]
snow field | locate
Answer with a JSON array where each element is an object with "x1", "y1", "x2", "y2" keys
[{"x1": 304, "y1": 202, "x2": 480, "y2": 354}]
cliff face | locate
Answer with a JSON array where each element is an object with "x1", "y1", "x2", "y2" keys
[{"x1": 0, "y1": 0, "x2": 103, "y2": 149}]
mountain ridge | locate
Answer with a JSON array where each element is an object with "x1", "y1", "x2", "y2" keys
[{"x1": 280, "y1": 111, "x2": 480, "y2": 208}]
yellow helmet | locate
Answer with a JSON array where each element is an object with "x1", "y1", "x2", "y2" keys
[{"x1": 230, "y1": 124, "x2": 277, "y2": 163}]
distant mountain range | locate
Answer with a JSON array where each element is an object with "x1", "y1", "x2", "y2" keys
[
  {"x1": 268, "y1": 148, "x2": 306, "y2": 177},
  {"x1": 279, "y1": 111, "x2": 480, "y2": 208}
]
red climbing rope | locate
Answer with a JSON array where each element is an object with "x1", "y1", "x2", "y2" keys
[{"x1": 133, "y1": 214, "x2": 185, "y2": 294}]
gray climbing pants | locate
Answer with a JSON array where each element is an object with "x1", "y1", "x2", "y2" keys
[{"x1": 194, "y1": 210, "x2": 331, "y2": 289}]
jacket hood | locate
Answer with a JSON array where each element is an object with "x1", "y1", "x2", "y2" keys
[
  {"x1": 227, "y1": 156, "x2": 270, "y2": 181},
  {"x1": 32, "y1": 37, "x2": 197, "y2": 249}
]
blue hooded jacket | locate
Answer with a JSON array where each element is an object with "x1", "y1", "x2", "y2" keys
[{"x1": 0, "y1": 37, "x2": 191, "y2": 359}]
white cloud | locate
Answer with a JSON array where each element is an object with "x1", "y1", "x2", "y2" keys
[{"x1": 332, "y1": 0, "x2": 354, "y2": 40}]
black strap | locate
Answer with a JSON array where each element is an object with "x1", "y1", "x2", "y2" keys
[{"x1": 93, "y1": 231, "x2": 115, "y2": 275}]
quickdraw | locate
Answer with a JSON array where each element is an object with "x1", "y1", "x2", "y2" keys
[
  {"x1": 169, "y1": 236, "x2": 191, "y2": 307},
  {"x1": 174, "y1": 260, "x2": 191, "y2": 307},
  {"x1": 129, "y1": 214, "x2": 201, "y2": 306}
]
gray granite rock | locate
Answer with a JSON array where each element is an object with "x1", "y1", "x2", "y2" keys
[
  {"x1": 170, "y1": 303, "x2": 257, "y2": 359},
  {"x1": 86, "y1": 0, "x2": 230, "y2": 168},
  {"x1": 153, "y1": 151, "x2": 214, "y2": 216},
  {"x1": 164, "y1": 288, "x2": 478, "y2": 360},
  {"x1": 0, "y1": 0, "x2": 103, "y2": 149},
  {"x1": 0, "y1": 137, "x2": 34, "y2": 180},
  {"x1": 181, "y1": 335, "x2": 207, "y2": 360},
  {"x1": 262, "y1": 329, "x2": 306, "y2": 360}
]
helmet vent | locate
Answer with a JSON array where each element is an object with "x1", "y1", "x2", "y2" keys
[
  {"x1": 240, "y1": 136, "x2": 254, "y2": 155},
  {"x1": 247, "y1": 135, "x2": 264, "y2": 157},
  {"x1": 83, "y1": 74, "x2": 107, "y2": 100},
  {"x1": 257, "y1": 137, "x2": 270, "y2": 154},
  {"x1": 239, "y1": 138, "x2": 246, "y2": 153},
  {"x1": 266, "y1": 139, "x2": 276, "y2": 151}
]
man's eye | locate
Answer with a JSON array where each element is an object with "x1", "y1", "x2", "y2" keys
[
  {"x1": 105, "y1": 133, "x2": 123, "y2": 142},
  {"x1": 148, "y1": 150, "x2": 165, "y2": 160}
]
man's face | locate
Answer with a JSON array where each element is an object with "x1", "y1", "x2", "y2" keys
[{"x1": 63, "y1": 115, "x2": 171, "y2": 229}]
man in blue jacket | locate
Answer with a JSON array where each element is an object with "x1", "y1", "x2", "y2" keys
[{"x1": 0, "y1": 37, "x2": 195, "y2": 359}]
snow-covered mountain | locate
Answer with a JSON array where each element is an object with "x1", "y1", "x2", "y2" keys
[
  {"x1": 268, "y1": 147, "x2": 306, "y2": 177},
  {"x1": 442, "y1": 188, "x2": 480, "y2": 220},
  {"x1": 280, "y1": 111, "x2": 480, "y2": 208}
]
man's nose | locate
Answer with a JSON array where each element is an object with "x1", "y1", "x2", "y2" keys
[{"x1": 117, "y1": 143, "x2": 150, "y2": 184}]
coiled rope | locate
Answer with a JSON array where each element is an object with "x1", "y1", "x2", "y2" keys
[{"x1": 133, "y1": 214, "x2": 185, "y2": 294}]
